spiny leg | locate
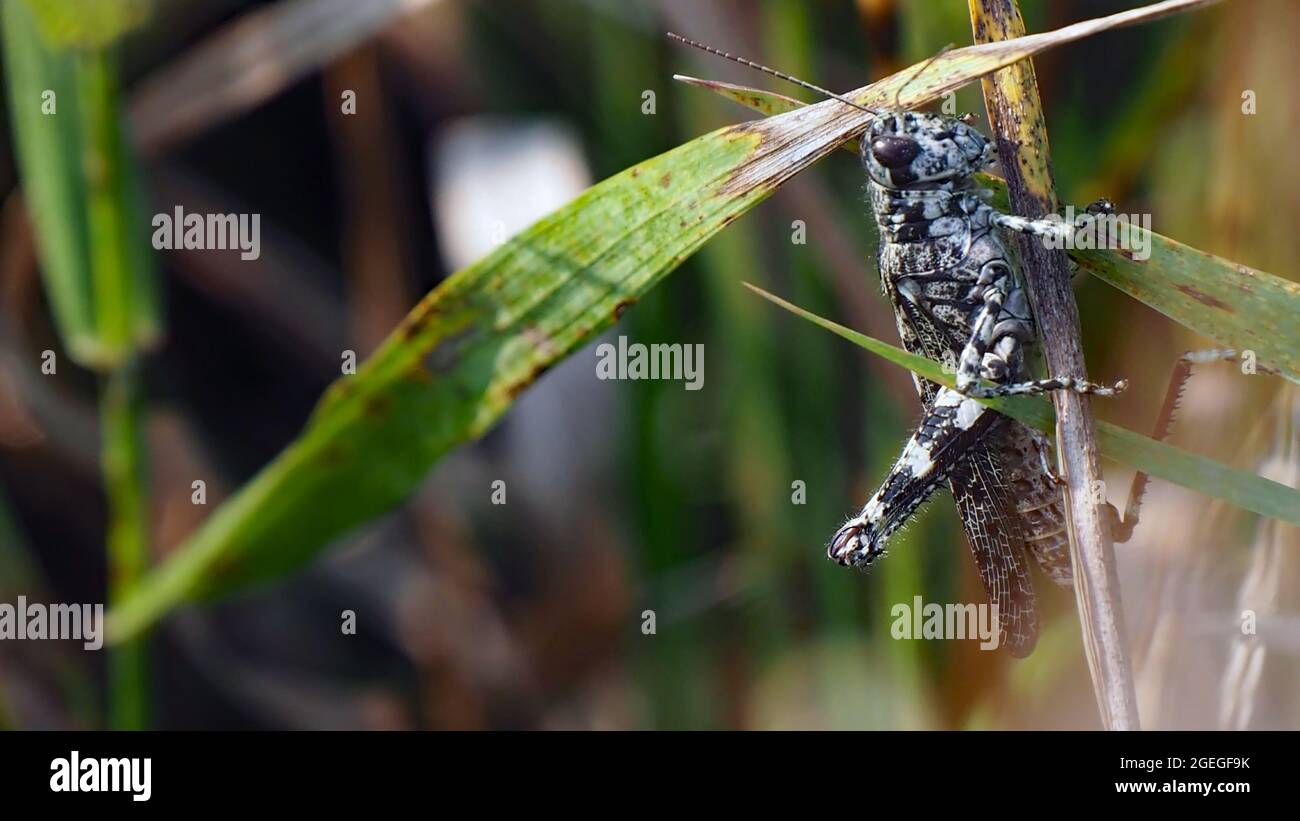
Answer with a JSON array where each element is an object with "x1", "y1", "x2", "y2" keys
[
  {"x1": 976, "y1": 200, "x2": 1126, "y2": 397},
  {"x1": 989, "y1": 211, "x2": 1073, "y2": 242},
  {"x1": 952, "y1": 260, "x2": 1018, "y2": 394},
  {"x1": 831, "y1": 387, "x2": 999, "y2": 566},
  {"x1": 1109, "y1": 349, "x2": 1278, "y2": 542},
  {"x1": 951, "y1": 264, "x2": 1126, "y2": 399},
  {"x1": 964, "y1": 374, "x2": 1129, "y2": 399},
  {"x1": 990, "y1": 198, "x2": 1114, "y2": 244},
  {"x1": 1068, "y1": 199, "x2": 1121, "y2": 282}
]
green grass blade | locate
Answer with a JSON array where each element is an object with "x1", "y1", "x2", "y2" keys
[
  {"x1": 1, "y1": 2, "x2": 162, "y2": 367},
  {"x1": 107, "y1": 0, "x2": 1224, "y2": 641},
  {"x1": 1, "y1": 0, "x2": 96, "y2": 361},
  {"x1": 1073, "y1": 242, "x2": 1299, "y2": 383},
  {"x1": 744, "y1": 283, "x2": 1300, "y2": 529},
  {"x1": 101, "y1": 366, "x2": 149, "y2": 729},
  {"x1": 21, "y1": 0, "x2": 154, "y2": 50},
  {"x1": 75, "y1": 48, "x2": 163, "y2": 356},
  {"x1": 7, "y1": 1, "x2": 163, "y2": 724},
  {"x1": 108, "y1": 122, "x2": 774, "y2": 641}
]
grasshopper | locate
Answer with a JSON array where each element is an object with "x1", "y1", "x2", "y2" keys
[{"x1": 671, "y1": 34, "x2": 1257, "y2": 656}]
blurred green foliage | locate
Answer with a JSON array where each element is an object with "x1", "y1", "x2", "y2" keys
[{"x1": 22, "y1": 0, "x2": 155, "y2": 51}]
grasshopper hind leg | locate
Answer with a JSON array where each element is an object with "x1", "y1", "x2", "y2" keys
[
  {"x1": 830, "y1": 387, "x2": 1000, "y2": 567},
  {"x1": 1107, "y1": 349, "x2": 1277, "y2": 542}
]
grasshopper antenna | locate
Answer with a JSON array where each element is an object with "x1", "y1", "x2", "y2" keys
[
  {"x1": 892, "y1": 43, "x2": 954, "y2": 110},
  {"x1": 667, "y1": 32, "x2": 877, "y2": 117}
]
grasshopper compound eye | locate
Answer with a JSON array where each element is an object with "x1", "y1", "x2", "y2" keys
[{"x1": 870, "y1": 136, "x2": 920, "y2": 168}]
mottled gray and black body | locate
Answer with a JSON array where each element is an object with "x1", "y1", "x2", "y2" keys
[{"x1": 828, "y1": 112, "x2": 1089, "y2": 656}]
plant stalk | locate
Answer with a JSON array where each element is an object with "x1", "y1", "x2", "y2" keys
[
  {"x1": 79, "y1": 47, "x2": 152, "y2": 729},
  {"x1": 970, "y1": 0, "x2": 1140, "y2": 729},
  {"x1": 101, "y1": 365, "x2": 149, "y2": 729}
]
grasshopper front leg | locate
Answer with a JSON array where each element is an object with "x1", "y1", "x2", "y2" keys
[
  {"x1": 953, "y1": 249, "x2": 1127, "y2": 400},
  {"x1": 991, "y1": 198, "x2": 1116, "y2": 245}
]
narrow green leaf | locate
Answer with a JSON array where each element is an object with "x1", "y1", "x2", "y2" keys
[
  {"x1": 744, "y1": 283, "x2": 1300, "y2": 529},
  {"x1": 1, "y1": 1, "x2": 162, "y2": 367},
  {"x1": 1073, "y1": 243, "x2": 1299, "y2": 383},
  {"x1": 21, "y1": 0, "x2": 154, "y2": 51},
  {"x1": 108, "y1": 122, "x2": 773, "y2": 641},
  {"x1": 1, "y1": 0, "x2": 96, "y2": 360},
  {"x1": 75, "y1": 48, "x2": 162, "y2": 357}
]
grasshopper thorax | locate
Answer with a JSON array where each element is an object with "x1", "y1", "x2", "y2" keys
[{"x1": 862, "y1": 111, "x2": 995, "y2": 189}]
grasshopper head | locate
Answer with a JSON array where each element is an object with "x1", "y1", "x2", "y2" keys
[{"x1": 862, "y1": 111, "x2": 994, "y2": 188}]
